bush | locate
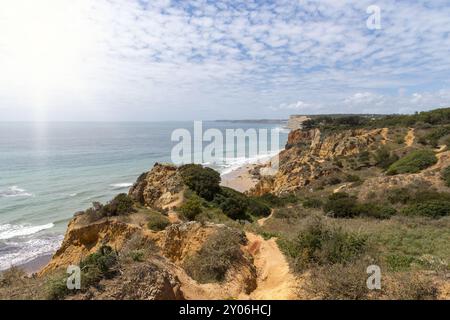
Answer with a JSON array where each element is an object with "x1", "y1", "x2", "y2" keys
[
  {"x1": 247, "y1": 198, "x2": 271, "y2": 217},
  {"x1": 401, "y1": 200, "x2": 450, "y2": 218},
  {"x1": 387, "y1": 149, "x2": 437, "y2": 175},
  {"x1": 79, "y1": 245, "x2": 118, "y2": 289},
  {"x1": 323, "y1": 193, "x2": 358, "y2": 218},
  {"x1": 179, "y1": 164, "x2": 221, "y2": 201},
  {"x1": 180, "y1": 197, "x2": 203, "y2": 220},
  {"x1": 387, "y1": 188, "x2": 413, "y2": 204},
  {"x1": 107, "y1": 193, "x2": 136, "y2": 216},
  {"x1": 386, "y1": 272, "x2": 439, "y2": 300},
  {"x1": 247, "y1": 193, "x2": 298, "y2": 209},
  {"x1": 303, "y1": 198, "x2": 323, "y2": 209},
  {"x1": 0, "y1": 266, "x2": 25, "y2": 287},
  {"x1": 85, "y1": 194, "x2": 136, "y2": 221},
  {"x1": 183, "y1": 228, "x2": 245, "y2": 283},
  {"x1": 46, "y1": 273, "x2": 71, "y2": 300},
  {"x1": 354, "y1": 203, "x2": 397, "y2": 219},
  {"x1": 147, "y1": 213, "x2": 170, "y2": 231},
  {"x1": 306, "y1": 260, "x2": 372, "y2": 300},
  {"x1": 278, "y1": 218, "x2": 367, "y2": 272},
  {"x1": 374, "y1": 147, "x2": 399, "y2": 170},
  {"x1": 213, "y1": 187, "x2": 249, "y2": 220},
  {"x1": 421, "y1": 126, "x2": 450, "y2": 147},
  {"x1": 345, "y1": 174, "x2": 361, "y2": 183},
  {"x1": 442, "y1": 166, "x2": 450, "y2": 187}
]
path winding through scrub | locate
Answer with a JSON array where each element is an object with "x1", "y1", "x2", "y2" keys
[{"x1": 244, "y1": 232, "x2": 298, "y2": 300}]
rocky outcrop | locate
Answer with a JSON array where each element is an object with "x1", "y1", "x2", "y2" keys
[
  {"x1": 128, "y1": 163, "x2": 185, "y2": 210},
  {"x1": 345, "y1": 150, "x2": 450, "y2": 200},
  {"x1": 72, "y1": 258, "x2": 184, "y2": 300},
  {"x1": 252, "y1": 128, "x2": 383, "y2": 195},
  {"x1": 41, "y1": 217, "x2": 142, "y2": 274}
]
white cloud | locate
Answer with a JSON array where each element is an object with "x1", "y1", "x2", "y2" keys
[{"x1": 0, "y1": 0, "x2": 449, "y2": 120}]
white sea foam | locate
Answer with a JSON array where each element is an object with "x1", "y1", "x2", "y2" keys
[
  {"x1": 0, "y1": 223, "x2": 54, "y2": 240},
  {"x1": 0, "y1": 186, "x2": 33, "y2": 198},
  {"x1": 218, "y1": 150, "x2": 281, "y2": 176},
  {"x1": 0, "y1": 235, "x2": 63, "y2": 271},
  {"x1": 110, "y1": 182, "x2": 133, "y2": 190}
]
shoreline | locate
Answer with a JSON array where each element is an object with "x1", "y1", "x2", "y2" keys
[
  {"x1": 4, "y1": 154, "x2": 280, "y2": 275},
  {"x1": 17, "y1": 254, "x2": 53, "y2": 275},
  {"x1": 221, "y1": 152, "x2": 279, "y2": 193}
]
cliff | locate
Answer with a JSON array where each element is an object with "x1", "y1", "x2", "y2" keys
[{"x1": 252, "y1": 127, "x2": 384, "y2": 195}]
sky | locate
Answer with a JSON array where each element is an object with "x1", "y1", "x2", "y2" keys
[{"x1": 0, "y1": 0, "x2": 450, "y2": 121}]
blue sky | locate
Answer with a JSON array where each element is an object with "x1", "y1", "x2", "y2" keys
[{"x1": 0, "y1": 0, "x2": 450, "y2": 121}]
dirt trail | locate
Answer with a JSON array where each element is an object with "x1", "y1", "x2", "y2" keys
[
  {"x1": 244, "y1": 232, "x2": 298, "y2": 300},
  {"x1": 257, "y1": 210, "x2": 274, "y2": 226},
  {"x1": 405, "y1": 128, "x2": 415, "y2": 147},
  {"x1": 381, "y1": 128, "x2": 389, "y2": 145}
]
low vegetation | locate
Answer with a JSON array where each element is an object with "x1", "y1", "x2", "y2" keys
[
  {"x1": 85, "y1": 193, "x2": 136, "y2": 222},
  {"x1": 386, "y1": 149, "x2": 437, "y2": 175},
  {"x1": 147, "y1": 212, "x2": 170, "y2": 231},
  {"x1": 278, "y1": 218, "x2": 368, "y2": 272},
  {"x1": 46, "y1": 245, "x2": 119, "y2": 300},
  {"x1": 442, "y1": 166, "x2": 450, "y2": 187},
  {"x1": 323, "y1": 192, "x2": 396, "y2": 219},
  {"x1": 183, "y1": 228, "x2": 246, "y2": 283}
]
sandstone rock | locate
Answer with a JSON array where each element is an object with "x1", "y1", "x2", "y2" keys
[{"x1": 129, "y1": 163, "x2": 185, "y2": 210}]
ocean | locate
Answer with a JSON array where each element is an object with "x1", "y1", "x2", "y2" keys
[{"x1": 0, "y1": 121, "x2": 288, "y2": 270}]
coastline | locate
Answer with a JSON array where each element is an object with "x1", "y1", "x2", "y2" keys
[
  {"x1": 8, "y1": 153, "x2": 279, "y2": 275},
  {"x1": 221, "y1": 152, "x2": 279, "y2": 193}
]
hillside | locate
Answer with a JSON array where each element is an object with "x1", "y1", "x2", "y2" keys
[{"x1": 1, "y1": 108, "x2": 450, "y2": 300}]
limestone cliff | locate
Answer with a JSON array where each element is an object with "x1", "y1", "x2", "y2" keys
[
  {"x1": 128, "y1": 163, "x2": 185, "y2": 210},
  {"x1": 252, "y1": 128, "x2": 384, "y2": 195}
]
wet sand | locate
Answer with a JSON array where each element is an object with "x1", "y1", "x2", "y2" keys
[{"x1": 17, "y1": 254, "x2": 52, "y2": 275}]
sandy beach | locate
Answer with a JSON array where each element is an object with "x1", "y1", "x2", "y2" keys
[
  {"x1": 18, "y1": 254, "x2": 53, "y2": 275},
  {"x1": 220, "y1": 164, "x2": 260, "y2": 193},
  {"x1": 220, "y1": 152, "x2": 280, "y2": 193}
]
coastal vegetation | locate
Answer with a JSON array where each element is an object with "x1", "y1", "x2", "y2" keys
[
  {"x1": 1, "y1": 107, "x2": 450, "y2": 300},
  {"x1": 386, "y1": 149, "x2": 437, "y2": 175}
]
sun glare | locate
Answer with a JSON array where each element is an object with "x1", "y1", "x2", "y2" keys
[{"x1": 0, "y1": 0, "x2": 96, "y2": 120}]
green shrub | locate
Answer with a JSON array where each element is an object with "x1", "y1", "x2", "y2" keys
[
  {"x1": 386, "y1": 254, "x2": 417, "y2": 272},
  {"x1": 324, "y1": 193, "x2": 395, "y2": 219},
  {"x1": 442, "y1": 166, "x2": 450, "y2": 187},
  {"x1": 183, "y1": 228, "x2": 245, "y2": 283},
  {"x1": 373, "y1": 147, "x2": 399, "y2": 170},
  {"x1": 179, "y1": 164, "x2": 221, "y2": 201},
  {"x1": 387, "y1": 149, "x2": 437, "y2": 175},
  {"x1": 180, "y1": 197, "x2": 203, "y2": 220},
  {"x1": 387, "y1": 188, "x2": 413, "y2": 204},
  {"x1": 422, "y1": 126, "x2": 450, "y2": 147},
  {"x1": 354, "y1": 203, "x2": 397, "y2": 219},
  {"x1": 278, "y1": 218, "x2": 367, "y2": 272},
  {"x1": 256, "y1": 193, "x2": 284, "y2": 207},
  {"x1": 45, "y1": 273, "x2": 70, "y2": 300},
  {"x1": 213, "y1": 187, "x2": 249, "y2": 220},
  {"x1": 129, "y1": 250, "x2": 145, "y2": 262},
  {"x1": 323, "y1": 193, "x2": 358, "y2": 218},
  {"x1": 401, "y1": 200, "x2": 450, "y2": 218},
  {"x1": 79, "y1": 246, "x2": 118, "y2": 289},
  {"x1": 345, "y1": 174, "x2": 361, "y2": 183},
  {"x1": 147, "y1": 213, "x2": 170, "y2": 231},
  {"x1": 303, "y1": 198, "x2": 323, "y2": 209},
  {"x1": 247, "y1": 198, "x2": 271, "y2": 217}
]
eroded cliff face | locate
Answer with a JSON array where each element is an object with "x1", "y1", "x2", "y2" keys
[
  {"x1": 252, "y1": 128, "x2": 384, "y2": 195},
  {"x1": 128, "y1": 163, "x2": 185, "y2": 210},
  {"x1": 40, "y1": 211, "x2": 258, "y2": 299}
]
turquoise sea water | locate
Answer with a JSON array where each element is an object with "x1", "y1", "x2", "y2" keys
[{"x1": 0, "y1": 121, "x2": 288, "y2": 270}]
